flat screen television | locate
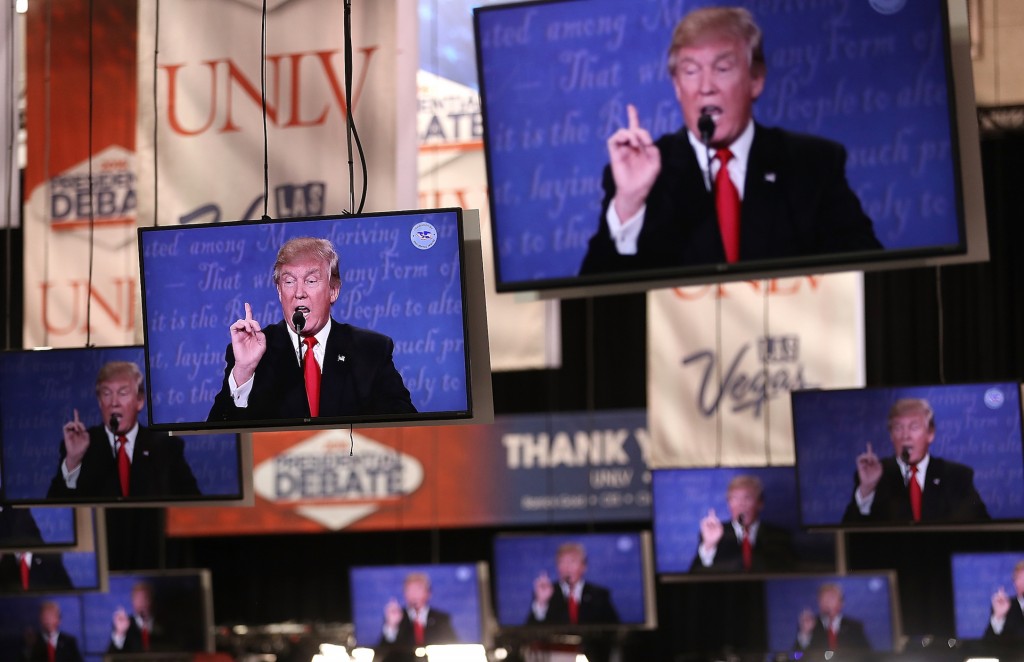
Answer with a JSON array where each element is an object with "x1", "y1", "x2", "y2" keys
[
  {"x1": 951, "y1": 551, "x2": 1024, "y2": 645},
  {"x1": 137, "y1": 207, "x2": 493, "y2": 434},
  {"x1": 0, "y1": 594, "x2": 87, "y2": 661},
  {"x1": 491, "y1": 531, "x2": 655, "y2": 631},
  {"x1": 652, "y1": 466, "x2": 834, "y2": 579},
  {"x1": 81, "y1": 570, "x2": 213, "y2": 656},
  {"x1": 762, "y1": 572, "x2": 900, "y2": 656},
  {"x1": 349, "y1": 562, "x2": 491, "y2": 649},
  {"x1": 0, "y1": 346, "x2": 248, "y2": 506},
  {"x1": 473, "y1": 0, "x2": 987, "y2": 298},
  {"x1": 0, "y1": 549, "x2": 105, "y2": 595},
  {"x1": 791, "y1": 382, "x2": 1024, "y2": 531},
  {"x1": 0, "y1": 505, "x2": 77, "y2": 549}
]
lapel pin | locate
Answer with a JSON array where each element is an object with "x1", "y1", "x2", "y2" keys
[
  {"x1": 932, "y1": 478, "x2": 940, "y2": 485},
  {"x1": 338, "y1": 355, "x2": 346, "y2": 362},
  {"x1": 764, "y1": 172, "x2": 776, "y2": 182}
]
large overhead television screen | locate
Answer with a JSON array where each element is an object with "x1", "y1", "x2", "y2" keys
[
  {"x1": 0, "y1": 346, "x2": 245, "y2": 506},
  {"x1": 138, "y1": 208, "x2": 484, "y2": 434},
  {"x1": 792, "y1": 382, "x2": 1024, "y2": 531},
  {"x1": 474, "y1": 0, "x2": 986, "y2": 297}
]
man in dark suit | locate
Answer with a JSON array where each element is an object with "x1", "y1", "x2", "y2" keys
[
  {"x1": 689, "y1": 474, "x2": 795, "y2": 573},
  {"x1": 527, "y1": 542, "x2": 620, "y2": 625},
  {"x1": 28, "y1": 601, "x2": 83, "y2": 662},
  {"x1": 842, "y1": 398, "x2": 990, "y2": 524},
  {"x1": 378, "y1": 572, "x2": 458, "y2": 655},
  {"x1": 47, "y1": 361, "x2": 200, "y2": 500},
  {"x1": 0, "y1": 552, "x2": 72, "y2": 592},
  {"x1": 794, "y1": 583, "x2": 871, "y2": 654},
  {"x1": 207, "y1": 236, "x2": 416, "y2": 422},
  {"x1": 984, "y1": 560, "x2": 1024, "y2": 642},
  {"x1": 109, "y1": 581, "x2": 163, "y2": 654},
  {"x1": 578, "y1": 6, "x2": 880, "y2": 275}
]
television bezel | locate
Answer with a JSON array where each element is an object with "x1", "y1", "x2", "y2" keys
[
  {"x1": 136, "y1": 207, "x2": 493, "y2": 435},
  {"x1": 472, "y1": 0, "x2": 988, "y2": 301}
]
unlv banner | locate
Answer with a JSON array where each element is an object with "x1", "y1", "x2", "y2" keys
[
  {"x1": 166, "y1": 409, "x2": 651, "y2": 536},
  {"x1": 136, "y1": 0, "x2": 416, "y2": 224},
  {"x1": 23, "y1": 0, "x2": 139, "y2": 347},
  {"x1": 647, "y1": 274, "x2": 866, "y2": 468}
]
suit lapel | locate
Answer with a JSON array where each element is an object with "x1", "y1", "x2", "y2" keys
[
  {"x1": 742, "y1": 127, "x2": 789, "y2": 259},
  {"x1": 652, "y1": 133, "x2": 724, "y2": 261},
  {"x1": 268, "y1": 321, "x2": 310, "y2": 417},
  {"x1": 320, "y1": 321, "x2": 355, "y2": 417}
]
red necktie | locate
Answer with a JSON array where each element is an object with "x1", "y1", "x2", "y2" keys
[
  {"x1": 19, "y1": 555, "x2": 30, "y2": 590},
  {"x1": 142, "y1": 625, "x2": 151, "y2": 651},
  {"x1": 47, "y1": 640, "x2": 56, "y2": 662},
  {"x1": 715, "y1": 149, "x2": 741, "y2": 263},
  {"x1": 303, "y1": 336, "x2": 320, "y2": 417},
  {"x1": 827, "y1": 620, "x2": 838, "y2": 650},
  {"x1": 741, "y1": 526, "x2": 753, "y2": 570},
  {"x1": 567, "y1": 592, "x2": 579, "y2": 624},
  {"x1": 117, "y1": 435, "x2": 130, "y2": 497},
  {"x1": 412, "y1": 615, "x2": 424, "y2": 646},
  {"x1": 909, "y1": 464, "x2": 922, "y2": 522}
]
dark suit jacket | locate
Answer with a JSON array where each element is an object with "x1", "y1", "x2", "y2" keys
[
  {"x1": 984, "y1": 597, "x2": 1024, "y2": 641},
  {"x1": 796, "y1": 615, "x2": 871, "y2": 653},
  {"x1": 377, "y1": 607, "x2": 458, "y2": 648},
  {"x1": 526, "y1": 581, "x2": 620, "y2": 625},
  {"x1": 47, "y1": 426, "x2": 200, "y2": 499},
  {"x1": 0, "y1": 503, "x2": 44, "y2": 547},
  {"x1": 579, "y1": 125, "x2": 881, "y2": 275},
  {"x1": 28, "y1": 632, "x2": 83, "y2": 662},
  {"x1": 108, "y1": 616, "x2": 164, "y2": 653},
  {"x1": 841, "y1": 456, "x2": 990, "y2": 524},
  {"x1": 688, "y1": 521, "x2": 796, "y2": 573},
  {"x1": 0, "y1": 553, "x2": 72, "y2": 592},
  {"x1": 207, "y1": 320, "x2": 416, "y2": 422}
]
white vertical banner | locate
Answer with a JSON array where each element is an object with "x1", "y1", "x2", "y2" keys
[
  {"x1": 136, "y1": 0, "x2": 416, "y2": 228},
  {"x1": 647, "y1": 273, "x2": 866, "y2": 468},
  {"x1": 417, "y1": 70, "x2": 560, "y2": 371}
]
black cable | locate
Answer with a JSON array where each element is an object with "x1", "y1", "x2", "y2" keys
[
  {"x1": 259, "y1": 0, "x2": 270, "y2": 220},
  {"x1": 2, "y1": 0, "x2": 15, "y2": 349},
  {"x1": 153, "y1": 0, "x2": 160, "y2": 226},
  {"x1": 85, "y1": 0, "x2": 95, "y2": 347},
  {"x1": 344, "y1": 0, "x2": 355, "y2": 213},
  {"x1": 352, "y1": 113, "x2": 367, "y2": 214}
]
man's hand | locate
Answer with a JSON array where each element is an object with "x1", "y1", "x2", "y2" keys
[
  {"x1": 112, "y1": 607, "x2": 131, "y2": 636},
  {"x1": 992, "y1": 587, "x2": 1012, "y2": 620},
  {"x1": 855, "y1": 442, "x2": 883, "y2": 499},
  {"x1": 383, "y1": 598, "x2": 403, "y2": 628},
  {"x1": 229, "y1": 302, "x2": 266, "y2": 386},
  {"x1": 62, "y1": 408, "x2": 90, "y2": 471},
  {"x1": 699, "y1": 507, "x2": 725, "y2": 551},
  {"x1": 798, "y1": 608, "x2": 817, "y2": 636},
  {"x1": 607, "y1": 104, "x2": 661, "y2": 220},
  {"x1": 533, "y1": 571, "x2": 554, "y2": 607}
]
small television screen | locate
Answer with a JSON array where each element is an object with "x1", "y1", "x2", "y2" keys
[
  {"x1": 0, "y1": 594, "x2": 88, "y2": 661},
  {"x1": 0, "y1": 346, "x2": 247, "y2": 506},
  {"x1": 138, "y1": 208, "x2": 484, "y2": 434},
  {"x1": 81, "y1": 570, "x2": 213, "y2": 656},
  {"x1": 951, "y1": 552, "x2": 1024, "y2": 645},
  {"x1": 792, "y1": 382, "x2": 1024, "y2": 530},
  {"x1": 652, "y1": 467, "x2": 834, "y2": 579},
  {"x1": 349, "y1": 563, "x2": 490, "y2": 650},
  {"x1": 0, "y1": 506, "x2": 77, "y2": 550},
  {"x1": 0, "y1": 550, "x2": 104, "y2": 595},
  {"x1": 762, "y1": 573, "x2": 899, "y2": 656},
  {"x1": 491, "y1": 531, "x2": 655, "y2": 631},
  {"x1": 473, "y1": 0, "x2": 986, "y2": 297}
]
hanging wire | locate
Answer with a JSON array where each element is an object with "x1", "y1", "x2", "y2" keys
[
  {"x1": 84, "y1": 0, "x2": 95, "y2": 347},
  {"x1": 2, "y1": 0, "x2": 15, "y2": 349},
  {"x1": 152, "y1": 0, "x2": 159, "y2": 226},
  {"x1": 259, "y1": 0, "x2": 270, "y2": 220},
  {"x1": 342, "y1": 0, "x2": 367, "y2": 214}
]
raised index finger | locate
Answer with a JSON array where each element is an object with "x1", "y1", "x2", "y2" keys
[
  {"x1": 244, "y1": 302, "x2": 253, "y2": 322},
  {"x1": 865, "y1": 441, "x2": 874, "y2": 456},
  {"x1": 627, "y1": 103, "x2": 640, "y2": 131},
  {"x1": 73, "y1": 408, "x2": 81, "y2": 425}
]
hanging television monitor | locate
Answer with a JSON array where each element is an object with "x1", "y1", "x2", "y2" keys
[
  {"x1": 0, "y1": 346, "x2": 249, "y2": 507},
  {"x1": 0, "y1": 506, "x2": 77, "y2": 550},
  {"x1": 474, "y1": 0, "x2": 987, "y2": 298},
  {"x1": 0, "y1": 595, "x2": 86, "y2": 661},
  {"x1": 137, "y1": 207, "x2": 493, "y2": 434},
  {"x1": 792, "y1": 382, "x2": 1024, "y2": 531},
  {"x1": 951, "y1": 552, "x2": 1024, "y2": 650}
]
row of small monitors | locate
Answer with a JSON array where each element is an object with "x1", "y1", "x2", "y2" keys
[{"x1": 3, "y1": 536, "x2": 1023, "y2": 655}]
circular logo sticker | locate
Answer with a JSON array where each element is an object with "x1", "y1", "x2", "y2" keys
[
  {"x1": 983, "y1": 388, "x2": 1005, "y2": 409},
  {"x1": 411, "y1": 222, "x2": 437, "y2": 250},
  {"x1": 868, "y1": 0, "x2": 906, "y2": 15}
]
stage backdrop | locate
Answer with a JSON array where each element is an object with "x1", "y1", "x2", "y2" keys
[
  {"x1": 166, "y1": 409, "x2": 650, "y2": 535},
  {"x1": 647, "y1": 273, "x2": 865, "y2": 468}
]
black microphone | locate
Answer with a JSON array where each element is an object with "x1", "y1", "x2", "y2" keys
[
  {"x1": 109, "y1": 413, "x2": 121, "y2": 435},
  {"x1": 737, "y1": 513, "x2": 746, "y2": 527},
  {"x1": 901, "y1": 446, "x2": 911, "y2": 464},
  {"x1": 698, "y1": 110, "x2": 715, "y2": 145},
  {"x1": 291, "y1": 310, "x2": 306, "y2": 333}
]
